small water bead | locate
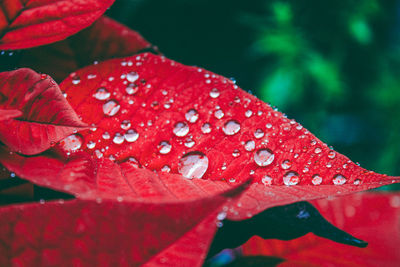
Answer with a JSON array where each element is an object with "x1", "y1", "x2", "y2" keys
[
  {"x1": 178, "y1": 151, "x2": 209, "y2": 179},
  {"x1": 185, "y1": 109, "x2": 199, "y2": 123},
  {"x1": 245, "y1": 110, "x2": 253, "y2": 118},
  {"x1": 214, "y1": 110, "x2": 224, "y2": 119},
  {"x1": 281, "y1": 160, "x2": 291, "y2": 169},
  {"x1": 201, "y1": 123, "x2": 211, "y2": 134},
  {"x1": 124, "y1": 129, "x2": 139, "y2": 142},
  {"x1": 232, "y1": 149, "x2": 240, "y2": 157},
  {"x1": 121, "y1": 120, "x2": 131, "y2": 130},
  {"x1": 173, "y1": 121, "x2": 189, "y2": 137},
  {"x1": 95, "y1": 150, "x2": 103, "y2": 159},
  {"x1": 314, "y1": 147, "x2": 322, "y2": 154},
  {"x1": 283, "y1": 171, "x2": 300, "y2": 186},
  {"x1": 126, "y1": 71, "x2": 139, "y2": 83},
  {"x1": 254, "y1": 148, "x2": 275, "y2": 167},
  {"x1": 86, "y1": 141, "x2": 96, "y2": 149},
  {"x1": 127, "y1": 157, "x2": 140, "y2": 168},
  {"x1": 353, "y1": 179, "x2": 361, "y2": 185},
  {"x1": 125, "y1": 84, "x2": 139, "y2": 95},
  {"x1": 310, "y1": 139, "x2": 317, "y2": 146},
  {"x1": 244, "y1": 140, "x2": 255, "y2": 152},
  {"x1": 328, "y1": 151, "x2": 336, "y2": 159},
  {"x1": 184, "y1": 138, "x2": 195, "y2": 148},
  {"x1": 72, "y1": 76, "x2": 81, "y2": 85},
  {"x1": 102, "y1": 132, "x2": 110, "y2": 140},
  {"x1": 332, "y1": 174, "x2": 347, "y2": 185},
  {"x1": 261, "y1": 175, "x2": 273, "y2": 186},
  {"x1": 326, "y1": 163, "x2": 332, "y2": 168},
  {"x1": 151, "y1": 101, "x2": 159, "y2": 110},
  {"x1": 113, "y1": 133, "x2": 124, "y2": 144},
  {"x1": 296, "y1": 125, "x2": 303, "y2": 130},
  {"x1": 59, "y1": 134, "x2": 83, "y2": 152},
  {"x1": 312, "y1": 174, "x2": 322, "y2": 185},
  {"x1": 254, "y1": 129, "x2": 264, "y2": 139},
  {"x1": 222, "y1": 120, "x2": 241, "y2": 135},
  {"x1": 10, "y1": 172, "x2": 16, "y2": 178},
  {"x1": 266, "y1": 123, "x2": 272, "y2": 129},
  {"x1": 103, "y1": 100, "x2": 120, "y2": 116},
  {"x1": 161, "y1": 165, "x2": 171, "y2": 172},
  {"x1": 209, "y1": 88, "x2": 220, "y2": 98},
  {"x1": 93, "y1": 87, "x2": 110, "y2": 100},
  {"x1": 158, "y1": 141, "x2": 172, "y2": 154}
]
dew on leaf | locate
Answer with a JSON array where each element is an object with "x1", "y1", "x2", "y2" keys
[
  {"x1": 113, "y1": 133, "x2": 124, "y2": 144},
  {"x1": 266, "y1": 123, "x2": 272, "y2": 129},
  {"x1": 245, "y1": 110, "x2": 253, "y2": 117},
  {"x1": 232, "y1": 149, "x2": 240, "y2": 157},
  {"x1": 333, "y1": 174, "x2": 347, "y2": 185},
  {"x1": 261, "y1": 175, "x2": 273, "y2": 186},
  {"x1": 314, "y1": 147, "x2": 322, "y2": 154},
  {"x1": 254, "y1": 148, "x2": 275, "y2": 167},
  {"x1": 102, "y1": 132, "x2": 111, "y2": 140},
  {"x1": 178, "y1": 151, "x2": 209, "y2": 179},
  {"x1": 201, "y1": 123, "x2": 211, "y2": 133},
  {"x1": 184, "y1": 138, "x2": 195, "y2": 148},
  {"x1": 244, "y1": 140, "x2": 255, "y2": 151},
  {"x1": 209, "y1": 88, "x2": 220, "y2": 98},
  {"x1": 328, "y1": 151, "x2": 336, "y2": 159},
  {"x1": 312, "y1": 174, "x2": 322, "y2": 185},
  {"x1": 158, "y1": 141, "x2": 172, "y2": 154},
  {"x1": 125, "y1": 84, "x2": 138, "y2": 95},
  {"x1": 222, "y1": 120, "x2": 241, "y2": 135},
  {"x1": 283, "y1": 171, "x2": 300, "y2": 186},
  {"x1": 86, "y1": 141, "x2": 96, "y2": 149},
  {"x1": 185, "y1": 109, "x2": 199, "y2": 123},
  {"x1": 59, "y1": 134, "x2": 83, "y2": 152},
  {"x1": 121, "y1": 120, "x2": 131, "y2": 130},
  {"x1": 254, "y1": 129, "x2": 264, "y2": 139},
  {"x1": 173, "y1": 121, "x2": 189, "y2": 137},
  {"x1": 93, "y1": 87, "x2": 110, "y2": 100},
  {"x1": 72, "y1": 76, "x2": 80, "y2": 85},
  {"x1": 161, "y1": 165, "x2": 171, "y2": 172},
  {"x1": 281, "y1": 159, "x2": 292, "y2": 169},
  {"x1": 124, "y1": 129, "x2": 139, "y2": 142},
  {"x1": 126, "y1": 71, "x2": 139, "y2": 83},
  {"x1": 103, "y1": 100, "x2": 120, "y2": 116},
  {"x1": 214, "y1": 110, "x2": 224, "y2": 119}
]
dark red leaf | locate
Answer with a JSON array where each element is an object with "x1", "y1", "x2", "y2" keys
[
  {"x1": 242, "y1": 193, "x2": 400, "y2": 266},
  {"x1": 0, "y1": 0, "x2": 115, "y2": 50},
  {"x1": 0, "y1": 68, "x2": 87, "y2": 155},
  {"x1": 18, "y1": 16, "x2": 154, "y2": 82}
]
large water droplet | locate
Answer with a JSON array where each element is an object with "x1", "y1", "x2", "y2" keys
[
  {"x1": 59, "y1": 134, "x2": 83, "y2": 152},
  {"x1": 178, "y1": 151, "x2": 209, "y2": 179},
  {"x1": 93, "y1": 87, "x2": 110, "y2": 100},
  {"x1": 173, "y1": 121, "x2": 189, "y2": 137},
  {"x1": 158, "y1": 141, "x2": 172, "y2": 154},
  {"x1": 126, "y1": 71, "x2": 139, "y2": 83},
  {"x1": 244, "y1": 140, "x2": 255, "y2": 151},
  {"x1": 124, "y1": 129, "x2": 139, "y2": 142},
  {"x1": 113, "y1": 133, "x2": 124, "y2": 144},
  {"x1": 333, "y1": 174, "x2": 347, "y2": 185},
  {"x1": 283, "y1": 171, "x2": 300, "y2": 186},
  {"x1": 103, "y1": 100, "x2": 120, "y2": 116},
  {"x1": 209, "y1": 88, "x2": 220, "y2": 98},
  {"x1": 185, "y1": 109, "x2": 199, "y2": 123},
  {"x1": 254, "y1": 148, "x2": 274, "y2": 167},
  {"x1": 222, "y1": 120, "x2": 241, "y2": 135},
  {"x1": 281, "y1": 159, "x2": 291, "y2": 169},
  {"x1": 201, "y1": 123, "x2": 211, "y2": 134},
  {"x1": 312, "y1": 174, "x2": 322, "y2": 185},
  {"x1": 254, "y1": 129, "x2": 264, "y2": 139}
]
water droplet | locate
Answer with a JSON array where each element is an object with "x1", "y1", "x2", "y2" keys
[
  {"x1": 94, "y1": 149, "x2": 103, "y2": 158},
  {"x1": 333, "y1": 174, "x2": 347, "y2": 185},
  {"x1": 124, "y1": 129, "x2": 139, "y2": 142},
  {"x1": 113, "y1": 133, "x2": 124, "y2": 144},
  {"x1": 72, "y1": 76, "x2": 80, "y2": 85},
  {"x1": 283, "y1": 171, "x2": 300, "y2": 186},
  {"x1": 254, "y1": 129, "x2": 264, "y2": 139},
  {"x1": 126, "y1": 83, "x2": 138, "y2": 95},
  {"x1": 209, "y1": 88, "x2": 220, "y2": 98},
  {"x1": 184, "y1": 138, "x2": 195, "y2": 148},
  {"x1": 102, "y1": 132, "x2": 110, "y2": 140},
  {"x1": 173, "y1": 121, "x2": 189, "y2": 137},
  {"x1": 126, "y1": 71, "x2": 139, "y2": 83},
  {"x1": 217, "y1": 211, "x2": 227, "y2": 221},
  {"x1": 121, "y1": 120, "x2": 131, "y2": 130},
  {"x1": 314, "y1": 147, "x2": 322, "y2": 154},
  {"x1": 245, "y1": 110, "x2": 253, "y2": 117},
  {"x1": 266, "y1": 123, "x2": 272, "y2": 129},
  {"x1": 310, "y1": 139, "x2": 317, "y2": 146},
  {"x1": 232, "y1": 149, "x2": 240, "y2": 157},
  {"x1": 281, "y1": 159, "x2": 291, "y2": 169},
  {"x1": 59, "y1": 134, "x2": 83, "y2": 152},
  {"x1": 185, "y1": 109, "x2": 199, "y2": 123},
  {"x1": 328, "y1": 151, "x2": 336, "y2": 159},
  {"x1": 86, "y1": 141, "x2": 96, "y2": 149},
  {"x1": 254, "y1": 148, "x2": 274, "y2": 167},
  {"x1": 161, "y1": 165, "x2": 171, "y2": 172},
  {"x1": 312, "y1": 174, "x2": 322, "y2": 185},
  {"x1": 353, "y1": 179, "x2": 361, "y2": 185},
  {"x1": 103, "y1": 100, "x2": 120, "y2": 116},
  {"x1": 93, "y1": 87, "x2": 110, "y2": 100},
  {"x1": 158, "y1": 141, "x2": 172, "y2": 154},
  {"x1": 262, "y1": 175, "x2": 273, "y2": 186},
  {"x1": 178, "y1": 151, "x2": 209, "y2": 179},
  {"x1": 10, "y1": 172, "x2": 16, "y2": 178},
  {"x1": 222, "y1": 120, "x2": 241, "y2": 135},
  {"x1": 214, "y1": 110, "x2": 224, "y2": 119},
  {"x1": 244, "y1": 140, "x2": 255, "y2": 151},
  {"x1": 201, "y1": 123, "x2": 211, "y2": 134}
]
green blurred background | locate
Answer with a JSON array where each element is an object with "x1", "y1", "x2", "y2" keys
[{"x1": 108, "y1": 0, "x2": 400, "y2": 188}]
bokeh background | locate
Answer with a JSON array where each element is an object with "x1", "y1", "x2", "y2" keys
[{"x1": 107, "y1": 0, "x2": 400, "y2": 189}]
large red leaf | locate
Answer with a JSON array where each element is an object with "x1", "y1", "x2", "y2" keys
[
  {"x1": 18, "y1": 16, "x2": 154, "y2": 82},
  {"x1": 0, "y1": 186, "x2": 242, "y2": 267},
  {"x1": 2, "y1": 53, "x2": 397, "y2": 220},
  {"x1": 0, "y1": 0, "x2": 115, "y2": 50},
  {"x1": 242, "y1": 192, "x2": 400, "y2": 266},
  {"x1": 0, "y1": 68, "x2": 87, "y2": 155}
]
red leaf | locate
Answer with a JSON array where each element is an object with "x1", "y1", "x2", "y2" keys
[
  {"x1": 0, "y1": 0, "x2": 115, "y2": 50},
  {"x1": 0, "y1": 68, "x2": 87, "y2": 155},
  {"x1": 18, "y1": 16, "x2": 154, "y2": 82},
  {"x1": 242, "y1": 192, "x2": 400, "y2": 267},
  {"x1": 0, "y1": 109, "x2": 21, "y2": 120},
  {"x1": 0, "y1": 187, "x2": 240, "y2": 267}
]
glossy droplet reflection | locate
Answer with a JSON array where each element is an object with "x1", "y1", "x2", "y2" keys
[
  {"x1": 222, "y1": 120, "x2": 241, "y2": 136},
  {"x1": 312, "y1": 174, "x2": 322, "y2": 185},
  {"x1": 113, "y1": 133, "x2": 124, "y2": 144},
  {"x1": 158, "y1": 141, "x2": 172, "y2": 154},
  {"x1": 201, "y1": 123, "x2": 211, "y2": 134},
  {"x1": 281, "y1": 160, "x2": 291, "y2": 170},
  {"x1": 209, "y1": 88, "x2": 220, "y2": 98},
  {"x1": 173, "y1": 121, "x2": 189, "y2": 137},
  {"x1": 185, "y1": 109, "x2": 199, "y2": 123},
  {"x1": 124, "y1": 129, "x2": 139, "y2": 142},
  {"x1": 283, "y1": 171, "x2": 300, "y2": 186},
  {"x1": 261, "y1": 175, "x2": 273, "y2": 186},
  {"x1": 103, "y1": 100, "x2": 120, "y2": 116},
  {"x1": 126, "y1": 71, "x2": 139, "y2": 83},
  {"x1": 254, "y1": 148, "x2": 274, "y2": 167},
  {"x1": 244, "y1": 140, "x2": 255, "y2": 151},
  {"x1": 178, "y1": 151, "x2": 209, "y2": 179},
  {"x1": 93, "y1": 87, "x2": 110, "y2": 100},
  {"x1": 126, "y1": 84, "x2": 138, "y2": 95},
  {"x1": 333, "y1": 174, "x2": 347, "y2": 185},
  {"x1": 59, "y1": 134, "x2": 83, "y2": 152},
  {"x1": 254, "y1": 129, "x2": 264, "y2": 139}
]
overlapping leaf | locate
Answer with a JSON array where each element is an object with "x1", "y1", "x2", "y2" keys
[
  {"x1": 0, "y1": 0, "x2": 115, "y2": 50},
  {"x1": 0, "y1": 68, "x2": 87, "y2": 155},
  {"x1": 242, "y1": 192, "x2": 400, "y2": 266}
]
